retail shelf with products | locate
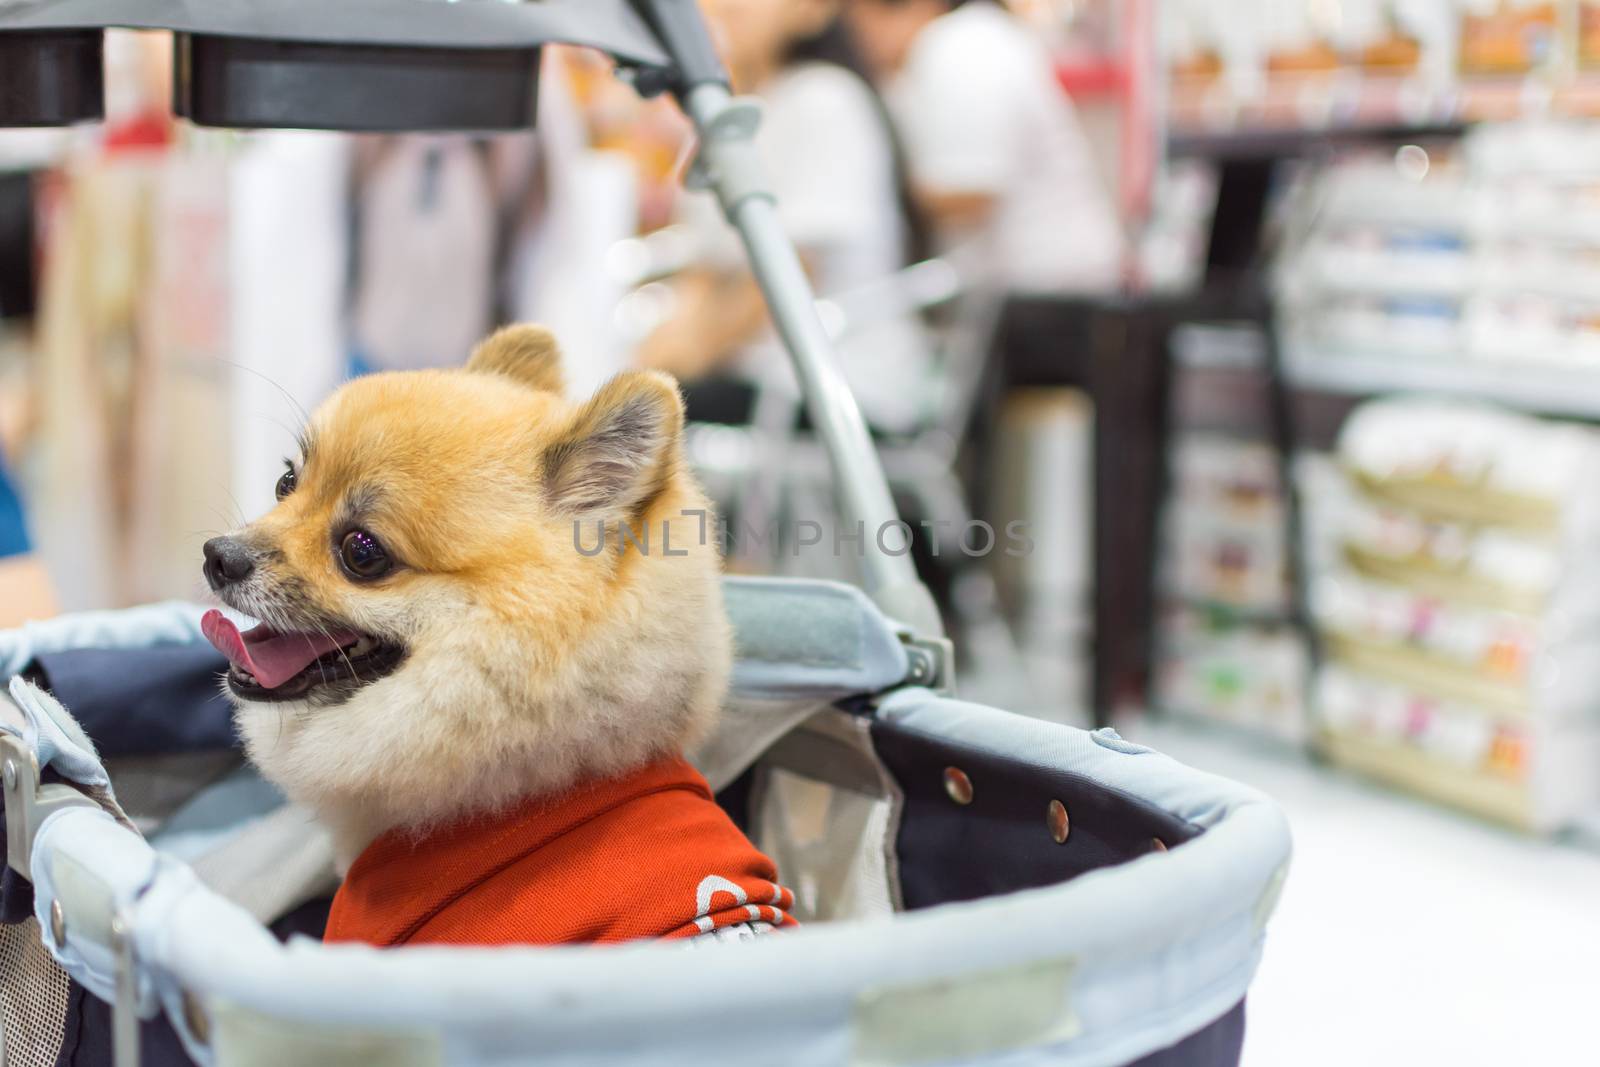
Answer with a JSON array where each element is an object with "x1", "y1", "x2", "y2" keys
[
  {"x1": 1341, "y1": 543, "x2": 1548, "y2": 616},
  {"x1": 1300, "y1": 397, "x2": 1600, "y2": 831},
  {"x1": 1277, "y1": 122, "x2": 1600, "y2": 425},
  {"x1": 1156, "y1": 603, "x2": 1310, "y2": 747},
  {"x1": 1342, "y1": 469, "x2": 1560, "y2": 536},
  {"x1": 1169, "y1": 74, "x2": 1600, "y2": 156},
  {"x1": 1282, "y1": 347, "x2": 1600, "y2": 421},
  {"x1": 1316, "y1": 727, "x2": 1534, "y2": 829},
  {"x1": 1154, "y1": 5, "x2": 1600, "y2": 829},
  {"x1": 1165, "y1": 73, "x2": 1464, "y2": 149},
  {"x1": 1168, "y1": 593, "x2": 1292, "y2": 629},
  {"x1": 1152, "y1": 319, "x2": 1315, "y2": 746},
  {"x1": 1169, "y1": 118, "x2": 1466, "y2": 162},
  {"x1": 1323, "y1": 631, "x2": 1531, "y2": 719}
]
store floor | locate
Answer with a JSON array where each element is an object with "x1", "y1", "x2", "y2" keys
[{"x1": 1117, "y1": 716, "x2": 1600, "y2": 1067}]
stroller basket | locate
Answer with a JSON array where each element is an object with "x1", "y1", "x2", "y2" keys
[{"x1": 0, "y1": 583, "x2": 1289, "y2": 1067}]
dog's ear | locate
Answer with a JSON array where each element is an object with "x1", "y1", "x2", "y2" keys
[
  {"x1": 542, "y1": 371, "x2": 683, "y2": 516},
  {"x1": 467, "y1": 324, "x2": 565, "y2": 394}
]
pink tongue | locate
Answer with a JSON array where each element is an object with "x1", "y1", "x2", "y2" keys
[{"x1": 201, "y1": 609, "x2": 360, "y2": 690}]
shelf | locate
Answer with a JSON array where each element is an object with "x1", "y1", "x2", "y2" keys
[
  {"x1": 1170, "y1": 322, "x2": 1268, "y2": 371},
  {"x1": 1165, "y1": 594, "x2": 1292, "y2": 628},
  {"x1": 1282, "y1": 348, "x2": 1600, "y2": 421},
  {"x1": 1324, "y1": 632, "x2": 1529, "y2": 718},
  {"x1": 1318, "y1": 727, "x2": 1533, "y2": 831},
  {"x1": 1169, "y1": 120, "x2": 1465, "y2": 161},
  {"x1": 1168, "y1": 72, "x2": 1600, "y2": 160},
  {"x1": 1346, "y1": 468, "x2": 1559, "y2": 535},
  {"x1": 1343, "y1": 544, "x2": 1546, "y2": 616}
]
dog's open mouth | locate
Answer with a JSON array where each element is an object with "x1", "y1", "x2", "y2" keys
[{"x1": 200, "y1": 609, "x2": 405, "y2": 702}]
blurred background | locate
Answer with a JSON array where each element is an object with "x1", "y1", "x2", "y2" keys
[{"x1": 3, "y1": 0, "x2": 1600, "y2": 1061}]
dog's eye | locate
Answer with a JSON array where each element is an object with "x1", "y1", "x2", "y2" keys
[
  {"x1": 339, "y1": 529, "x2": 392, "y2": 580},
  {"x1": 275, "y1": 465, "x2": 297, "y2": 501}
]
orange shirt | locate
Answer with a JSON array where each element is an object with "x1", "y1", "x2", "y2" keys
[{"x1": 324, "y1": 755, "x2": 797, "y2": 946}]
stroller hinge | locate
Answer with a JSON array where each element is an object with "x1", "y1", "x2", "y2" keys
[
  {"x1": 901, "y1": 634, "x2": 955, "y2": 695},
  {"x1": 0, "y1": 727, "x2": 100, "y2": 878}
]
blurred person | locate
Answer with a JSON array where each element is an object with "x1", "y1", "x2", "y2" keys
[
  {"x1": 347, "y1": 135, "x2": 507, "y2": 376},
  {"x1": 0, "y1": 435, "x2": 30, "y2": 563},
  {"x1": 638, "y1": 0, "x2": 930, "y2": 435},
  {"x1": 348, "y1": 60, "x2": 591, "y2": 379},
  {"x1": 0, "y1": 391, "x2": 55, "y2": 624},
  {"x1": 845, "y1": 0, "x2": 1125, "y2": 293}
]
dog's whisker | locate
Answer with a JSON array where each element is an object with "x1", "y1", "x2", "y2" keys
[
  {"x1": 313, "y1": 616, "x2": 361, "y2": 683},
  {"x1": 201, "y1": 501, "x2": 239, "y2": 532},
  {"x1": 221, "y1": 487, "x2": 249, "y2": 530},
  {"x1": 216, "y1": 358, "x2": 313, "y2": 437}
]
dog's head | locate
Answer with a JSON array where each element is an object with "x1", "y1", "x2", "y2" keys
[{"x1": 203, "y1": 326, "x2": 730, "y2": 858}]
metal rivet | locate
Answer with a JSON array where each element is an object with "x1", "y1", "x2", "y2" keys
[
  {"x1": 942, "y1": 766, "x2": 973, "y2": 805},
  {"x1": 183, "y1": 991, "x2": 211, "y2": 1045},
  {"x1": 1151, "y1": 837, "x2": 1168, "y2": 853},
  {"x1": 1047, "y1": 800, "x2": 1070, "y2": 844},
  {"x1": 49, "y1": 899, "x2": 65, "y2": 945},
  {"x1": 3, "y1": 759, "x2": 15, "y2": 791}
]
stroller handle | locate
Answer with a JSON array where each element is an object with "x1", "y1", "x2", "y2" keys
[
  {"x1": 678, "y1": 84, "x2": 946, "y2": 639},
  {"x1": 624, "y1": 0, "x2": 944, "y2": 639}
]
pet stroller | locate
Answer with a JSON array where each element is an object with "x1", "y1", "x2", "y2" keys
[{"x1": 0, "y1": 2, "x2": 1292, "y2": 1065}]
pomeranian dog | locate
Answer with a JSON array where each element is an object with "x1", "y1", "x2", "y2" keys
[{"x1": 200, "y1": 326, "x2": 795, "y2": 946}]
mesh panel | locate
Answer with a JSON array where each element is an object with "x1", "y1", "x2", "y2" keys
[
  {"x1": 0, "y1": 917, "x2": 70, "y2": 1067},
  {"x1": 755, "y1": 767, "x2": 896, "y2": 923}
]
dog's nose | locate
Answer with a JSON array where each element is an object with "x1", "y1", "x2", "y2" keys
[{"x1": 203, "y1": 537, "x2": 256, "y2": 591}]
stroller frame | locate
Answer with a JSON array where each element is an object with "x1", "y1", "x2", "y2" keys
[
  {"x1": 665, "y1": 26, "x2": 946, "y2": 643},
  {"x1": 0, "y1": 3, "x2": 1290, "y2": 1065}
]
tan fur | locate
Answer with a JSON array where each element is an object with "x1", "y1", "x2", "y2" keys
[
  {"x1": 219, "y1": 328, "x2": 731, "y2": 868},
  {"x1": 467, "y1": 324, "x2": 565, "y2": 394}
]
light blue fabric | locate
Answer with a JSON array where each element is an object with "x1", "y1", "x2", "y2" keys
[
  {"x1": 1, "y1": 676, "x2": 147, "y2": 1007},
  {"x1": 0, "y1": 600, "x2": 212, "y2": 681},
  {"x1": 147, "y1": 768, "x2": 287, "y2": 863},
  {"x1": 22, "y1": 690, "x2": 1289, "y2": 1067},
  {"x1": 878, "y1": 690, "x2": 1276, "y2": 834},
  {"x1": 5, "y1": 676, "x2": 110, "y2": 789},
  {"x1": 724, "y1": 576, "x2": 909, "y2": 699},
  {"x1": 1089, "y1": 727, "x2": 1155, "y2": 756},
  {"x1": 32, "y1": 807, "x2": 162, "y2": 1012}
]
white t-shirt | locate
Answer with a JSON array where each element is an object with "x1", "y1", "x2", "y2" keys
[
  {"x1": 680, "y1": 62, "x2": 931, "y2": 433},
  {"x1": 889, "y1": 2, "x2": 1124, "y2": 294}
]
